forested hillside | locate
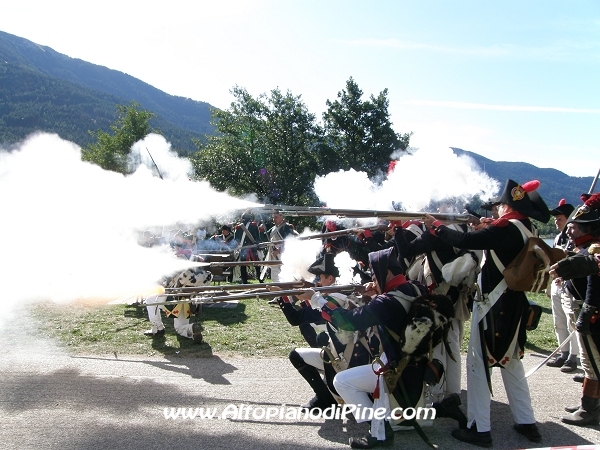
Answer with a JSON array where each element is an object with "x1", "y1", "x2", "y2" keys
[
  {"x1": 0, "y1": 30, "x2": 213, "y2": 154},
  {"x1": 452, "y1": 148, "x2": 595, "y2": 209}
]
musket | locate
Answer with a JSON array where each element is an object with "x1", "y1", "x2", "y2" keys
[
  {"x1": 164, "y1": 280, "x2": 314, "y2": 294},
  {"x1": 588, "y1": 167, "x2": 600, "y2": 194},
  {"x1": 146, "y1": 147, "x2": 163, "y2": 180},
  {"x1": 255, "y1": 204, "x2": 476, "y2": 224},
  {"x1": 193, "y1": 260, "x2": 282, "y2": 268},
  {"x1": 141, "y1": 284, "x2": 365, "y2": 306},
  {"x1": 235, "y1": 224, "x2": 389, "y2": 251}
]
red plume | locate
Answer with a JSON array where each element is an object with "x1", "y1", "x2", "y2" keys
[
  {"x1": 387, "y1": 160, "x2": 397, "y2": 175},
  {"x1": 584, "y1": 192, "x2": 600, "y2": 210},
  {"x1": 558, "y1": 198, "x2": 566, "y2": 206},
  {"x1": 521, "y1": 180, "x2": 540, "y2": 193}
]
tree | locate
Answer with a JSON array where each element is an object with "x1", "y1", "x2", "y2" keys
[
  {"x1": 82, "y1": 101, "x2": 155, "y2": 174},
  {"x1": 191, "y1": 87, "x2": 322, "y2": 207},
  {"x1": 322, "y1": 77, "x2": 410, "y2": 178}
]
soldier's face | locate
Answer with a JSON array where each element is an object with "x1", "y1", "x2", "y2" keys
[
  {"x1": 273, "y1": 214, "x2": 284, "y2": 225},
  {"x1": 318, "y1": 274, "x2": 335, "y2": 287},
  {"x1": 554, "y1": 214, "x2": 567, "y2": 231},
  {"x1": 497, "y1": 204, "x2": 509, "y2": 217},
  {"x1": 371, "y1": 274, "x2": 382, "y2": 295},
  {"x1": 566, "y1": 222, "x2": 583, "y2": 240}
]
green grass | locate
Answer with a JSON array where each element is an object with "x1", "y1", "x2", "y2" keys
[
  {"x1": 30, "y1": 290, "x2": 558, "y2": 358},
  {"x1": 30, "y1": 297, "x2": 307, "y2": 358}
]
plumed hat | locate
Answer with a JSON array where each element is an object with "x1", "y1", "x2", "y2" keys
[
  {"x1": 497, "y1": 179, "x2": 551, "y2": 222},
  {"x1": 550, "y1": 199, "x2": 575, "y2": 218},
  {"x1": 568, "y1": 193, "x2": 600, "y2": 227},
  {"x1": 368, "y1": 247, "x2": 403, "y2": 289},
  {"x1": 308, "y1": 253, "x2": 340, "y2": 278}
]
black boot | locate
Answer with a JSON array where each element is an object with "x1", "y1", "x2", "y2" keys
[
  {"x1": 433, "y1": 393, "x2": 467, "y2": 429},
  {"x1": 349, "y1": 420, "x2": 394, "y2": 449},
  {"x1": 451, "y1": 425, "x2": 492, "y2": 448},
  {"x1": 562, "y1": 396, "x2": 600, "y2": 426},
  {"x1": 562, "y1": 378, "x2": 600, "y2": 427},
  {"x1": 289, "y1": 350, "x2": 337, "y2": 412}
]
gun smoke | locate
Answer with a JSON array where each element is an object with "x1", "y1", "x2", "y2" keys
[{"x1": 0, "y1": 132, "x2": 257, "y2": 307}]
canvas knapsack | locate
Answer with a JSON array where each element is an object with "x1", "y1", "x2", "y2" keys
[{"x1": 490, "y1": 220, "x2": 566, "y2": 293}]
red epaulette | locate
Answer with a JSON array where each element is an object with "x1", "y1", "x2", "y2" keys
[{"x1": 490, "y1": 218, "x2": 510, "y2": 227}]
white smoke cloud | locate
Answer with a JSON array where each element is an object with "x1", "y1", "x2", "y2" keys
[
  {"x1": 0, "y1": 132, "x2": 257, "y2": 305},
  {"x1": 314, "y1": 146, "x2": 500, "y2": 211},
  {"x1": 278, "y1": 231, "x2": 323, "y2": 282}
]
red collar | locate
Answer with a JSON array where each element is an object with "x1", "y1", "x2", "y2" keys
[
  {"x1": 491, "y1": 211, "x2": 527, "y2": 227},
  {"x1": 574, "y1": 234, "x2": 598, "y2": 248},
  {"x1": 384, "y1": 274, "x2": 407, "y2": 293}
]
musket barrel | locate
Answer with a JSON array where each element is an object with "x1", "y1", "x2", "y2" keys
[
  {"x1": 142, "y1": 284, "x2": 364, "y2": 306},
  {"x1": 234, "y1": 224, "x2": 388, "y2": 252},
  {"x1": 164, "y1": 280, "x2": 313, "y2": 294},
  {"x1": 255, "y1": 205, "x2": 474, "y2": 223},
  {"x1": 194, "y1": 260, "x2": 283, "y2": 268}
]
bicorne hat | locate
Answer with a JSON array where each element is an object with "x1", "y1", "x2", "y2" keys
[
  {"x1": 550, "y1": 199, "x2": 575, "y2": 218},
  {"x1": 568, "y1": 193, "x2": 600, "y2": 227},
  {"x1": 497, "y1": 179, "x2": 551, "y2": 222},
  {"x1": 308, "y1": 253, "x2": 340, "y2": 278}
]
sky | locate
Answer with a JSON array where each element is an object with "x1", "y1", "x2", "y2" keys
[{"x1": 1, "y1": 0, "x2": 599, "y2": 179}]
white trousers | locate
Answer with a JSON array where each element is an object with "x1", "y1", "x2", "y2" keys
[
  {"x1": 466, "y1": 317, "x2": 536, "y2": 432},
  {"x1": 295, "y1": 347, "x2": 325, "y2": 371},
  {"x1": 145, "y1": 294, "x2": 195, "y2": 339},
  {"x1": 551, "y1": 281, "x2": 579, "y2": 356},
  {"x1": 269, "y1": 265, "x2": 281, "y2": 282},
  {"x1": 431, "y1": 317, "x2": 463, "y2": 400},
  {"x1": 333, "y1": 364, "x2": 379, "y2": 423}
]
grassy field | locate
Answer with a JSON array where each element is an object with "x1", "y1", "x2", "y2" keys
[{"x1": 29, "y1": 289, "x2": 557, "y2": 358}]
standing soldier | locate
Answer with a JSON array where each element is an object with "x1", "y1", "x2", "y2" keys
[
  {"x1": 547, "y1": 199, "x2": 579, "y2": 372},
  {"x1": 558, "y1": 193, "x2": 600, "y2": 426},
  {"x1": 233, "y1": 211, "x2": 263, "y2": 283},
  {"x1": 264, "y1": 210, "x2": 298, "y2": 282},
  {"x1": 423, "y1": 179, "x2": 550, "y2": 447}
]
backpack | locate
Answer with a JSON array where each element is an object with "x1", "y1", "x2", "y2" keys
[{"x1": 491, "y1": 220, "x2": 566, "y2": 293}]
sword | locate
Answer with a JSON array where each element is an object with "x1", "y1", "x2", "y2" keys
[{"x1": 524, "y1": 330, "x2": 576, "y2": 378}]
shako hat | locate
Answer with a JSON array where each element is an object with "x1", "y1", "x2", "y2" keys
[
  {"x1": 497, "y1": 179, "x2": 551, "y2": 222},
  {"x1": 550, "y1": 199, "x2": 575, "y2": 218},
  {"x1": 568, "y1": 192, "x2": 600, "y2": 227},
  {"x1": 308, "y1": 253, "x2": 340, "y2": 278}
]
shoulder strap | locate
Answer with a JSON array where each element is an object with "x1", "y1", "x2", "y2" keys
[{"x1": 489, "y1": 219, "x2": 532, "y2": 272}]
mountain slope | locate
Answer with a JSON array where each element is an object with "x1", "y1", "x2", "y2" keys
[
  {"x1": 0, "y1": 30, "x2": 214, "y2": 153},
  {"x1": 452, "y1": 148, "x2": 595, "y2": 209}
]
